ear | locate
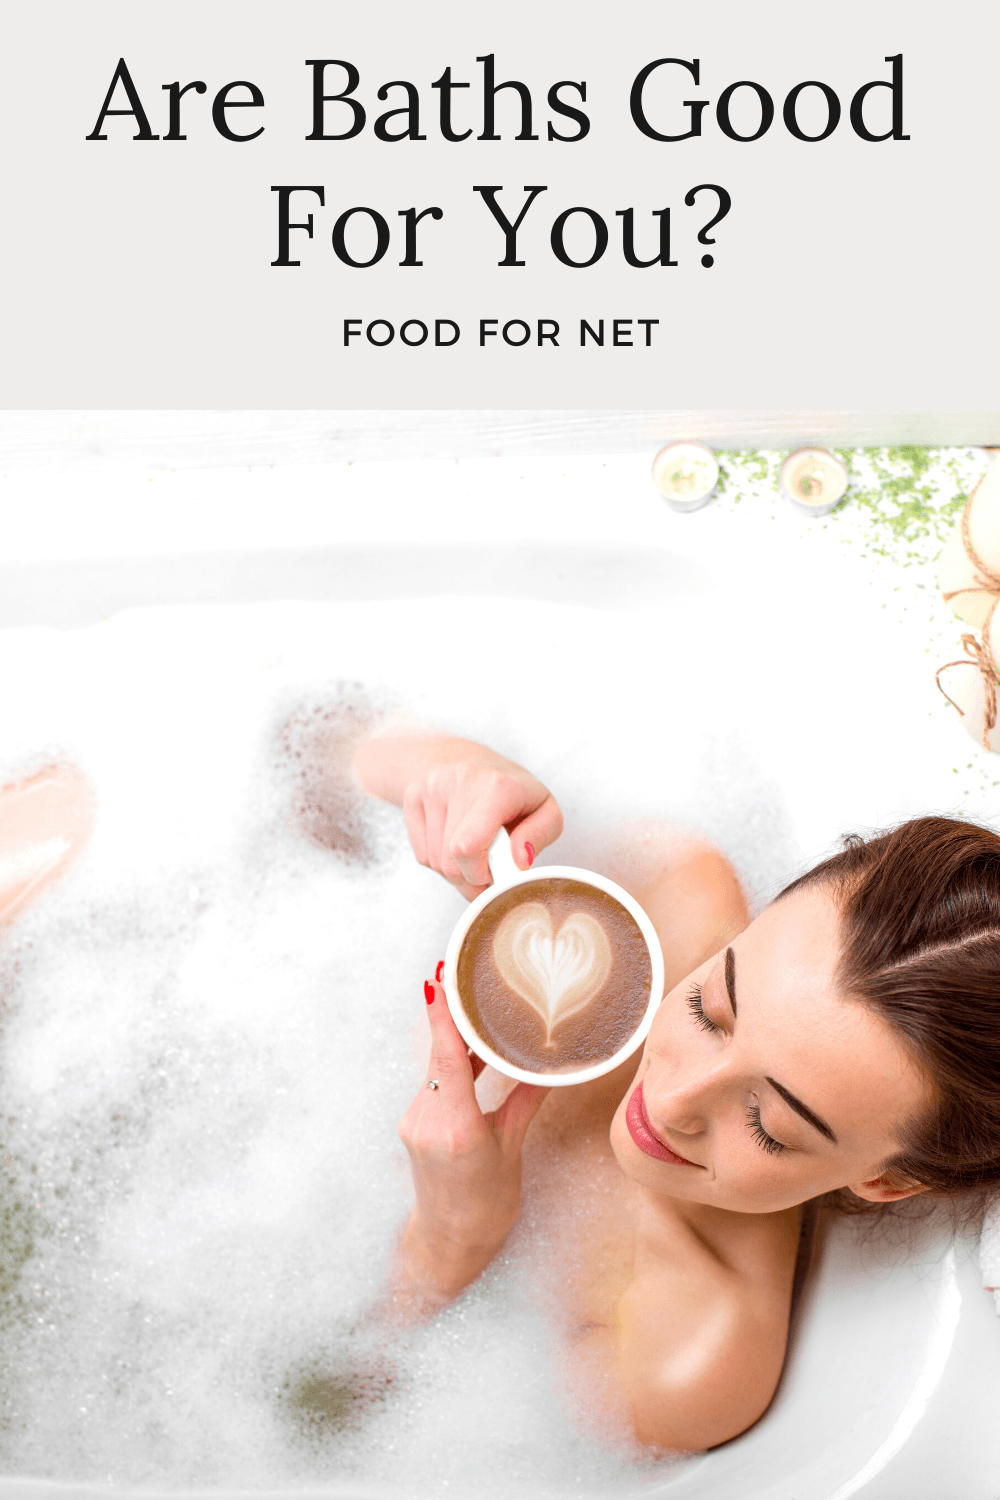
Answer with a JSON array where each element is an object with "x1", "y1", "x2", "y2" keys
[{"x1": 847, "y1": 1171, "x2": 930, "y2": 1204}]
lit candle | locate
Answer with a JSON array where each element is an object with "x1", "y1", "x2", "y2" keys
[
  {"x1": 651, "y1": 443, "x2": 719, "y2": 513},
  {"x1": 779, "y1": 448, "x2": 849, "y2": 517}
]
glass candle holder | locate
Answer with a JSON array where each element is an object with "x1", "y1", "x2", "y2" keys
[
  {"x1": 779, "y1": 448, "x2": 849, "y2": 517},
  {"x1": 651, "y1": 443, "x2": 719, "y2": 513}
]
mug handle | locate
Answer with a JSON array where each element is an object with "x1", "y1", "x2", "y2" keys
[{"x1": 487, "y1": 826, "x2": 521, "y2": 887}]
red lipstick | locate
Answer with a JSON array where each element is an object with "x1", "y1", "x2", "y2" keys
[{"x1": 625, "y1": 1082, "x2": 700, "y2": 1167}]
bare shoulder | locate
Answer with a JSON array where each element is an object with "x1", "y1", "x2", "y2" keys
[{"x1": 614, "y1": 1207, "x2": 800, "y2": 1453}]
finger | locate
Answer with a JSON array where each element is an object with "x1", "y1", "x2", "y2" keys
[
  {"x1": 493, "y1": 1080, "x2": 551, "y2": 1151},
  {"x1": 440, "y1": 874, "x2": 492, "y2": 903},
  {"x1": 402, "y1": 787, "x2": 430, "y2": 867},
  {"x1": 510, "y1": 794, "x2": 564, "y2": 869},
  {"x1": 408, "y1": 792, "x2": 484, "y2": 900},
  {"x1": 448, "y1": 806, "x2": 510, "y2": 889},
  {"x1": 448, "y1": 776, "x2": 548, "y2": 889},
  {"x1": 424, "y1": 794, "x2": 484, "y2": 901},
  {"x1": 469, "y1": 1049, "x2": 488, "y2": 1082},
  {"x1": 435, "y1": 801, "x2": 490, "y2": 898},
  {"x1": 421, "y1": 794, "x2": 448, "y2": 878},
  {"x1": 437, "y1": 846, "x2": 488, "y2": 902},
  {"x1": 437, "y1": 832, "x2": 477, "y2": 894},
  {"x1": 423, "y1": 980, "x2": 478, "y2": 1104}
]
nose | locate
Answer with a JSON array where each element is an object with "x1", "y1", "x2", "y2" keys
[
  {"x1": 644, "y1": 1046, "x2": 731, "y2": 1138},
  {"x1": 653, "y1": 1086, "x2": 707, "y2": 1138}
]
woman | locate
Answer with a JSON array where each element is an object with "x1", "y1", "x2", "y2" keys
[{"x1": 354, "y1": 728, "x2": 1000, "y2": 1453}]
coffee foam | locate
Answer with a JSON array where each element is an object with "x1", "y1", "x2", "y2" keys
[
  {"x1": 457, "y1": 879, "x2": 652, "y2": 1075},
  {"x1": 492, "y1": 900, "x2": 613, "y2": 1048}
]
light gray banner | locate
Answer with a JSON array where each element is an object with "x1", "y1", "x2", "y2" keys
[{"x1": 1, "y1": 0, "x2": 997, "y2": 407}]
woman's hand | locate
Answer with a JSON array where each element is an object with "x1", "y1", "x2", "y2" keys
[
  {"x1": 353, "y1": 733, "x2": 563, "y2": 900},
  {"x1": 392, "y1": 977, "x2": 550, "y2": 1317}
]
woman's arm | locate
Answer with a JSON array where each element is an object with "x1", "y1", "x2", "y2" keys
[
  {"x1": 358, "y1": 732, "x2": 559, "y2": 1316},
  {"x1": 386, "y1": 977, "x2": 549, "y2": 1323},
  {"x1": 353, "y1": 731, "x2": 562, "y2": 900}
]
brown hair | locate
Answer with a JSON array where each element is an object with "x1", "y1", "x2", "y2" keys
[{"x1": 780, "y1": 815, "x2": 1000, "y2": 1216}]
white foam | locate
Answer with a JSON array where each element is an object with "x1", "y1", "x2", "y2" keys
[
  {"x1": 0, "y1": 603, "x2": 701, "y2": 1492},
  {"x1": 0, "y1": 447, "x2": 995, "y2": 1491}
]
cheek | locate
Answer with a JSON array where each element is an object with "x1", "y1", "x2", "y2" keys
[
  {"x1": 717, "y1": 1132, "x2": 845, "y2": 1211},
  {"x1": 608, "y1": 1102, "x2": 628, "y2": 1166},
  {"x1": 715, "y1": 1116, "x2": 769, "y2": 1187},
  {"x1": 644, "y1": 995, "x2": 700, "y2": 1070},
  {"x1": 712, "y1": 1108, "x2": 818, "y2": 1206}
]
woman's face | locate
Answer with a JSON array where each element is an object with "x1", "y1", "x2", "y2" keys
[{"x1": 610, "y1": 884, "x2": 933, "y2": 1215}]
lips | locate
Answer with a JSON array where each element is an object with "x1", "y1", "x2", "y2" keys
[{"x1": 625, "y1": 1081, "x2": 700, "y2": 1167}]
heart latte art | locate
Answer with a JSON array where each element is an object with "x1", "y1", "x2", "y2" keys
[
  {"x1": 456, "y1": 877, "x2": 654, "y2": 1075},
  {"x1": 492, "y1": 902, "x2": 613, "y2": 1047}
]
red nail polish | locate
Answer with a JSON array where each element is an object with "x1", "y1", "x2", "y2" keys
[
  {"x1": 424, "y1": 980, "x2": 435, "y2": 1005},
  {"x1": 525, "y1": 842, "x2": 535, "y2": 867},
  {"x1": 435, "y1": 960, "x2": 444, "y2": 983}
]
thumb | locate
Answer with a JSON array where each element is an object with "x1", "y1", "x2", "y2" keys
[
  {"x1": 509, "y1": 794, "x2": 563, "y2": 870},
  {"x1": 493, "y1": 1080, "x2": 551, "y2": 1152}
]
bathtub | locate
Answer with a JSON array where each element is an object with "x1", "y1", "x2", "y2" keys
[{"x1": 0, "y1": 444, "x2": 998, "y2": 1499}]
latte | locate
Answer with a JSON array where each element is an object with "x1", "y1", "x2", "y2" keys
[{"x1": 456, "y1": 878, "x2": 653, "y2": 1074}]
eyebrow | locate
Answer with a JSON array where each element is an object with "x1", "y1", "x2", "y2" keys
[
  {"x1": 724, "y1": 947, "x2": 737, "y2": 1016},
  {"x1": 765, "y1": 1077, "x2": 838, "y2": 1144},
  {"x1": 725, "y1": 948, "x2": 839, "y2": 1145}
]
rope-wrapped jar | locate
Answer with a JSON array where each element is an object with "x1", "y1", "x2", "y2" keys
[{"x1": 937, "y1": 457, "x2": 1000, "y2": 751}]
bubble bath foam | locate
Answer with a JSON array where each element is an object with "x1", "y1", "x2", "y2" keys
[
  {"x1": 0, "y1": 602, "x2": 741, "y2": 1494},
  {"x1": 1, "y1": 444, "x2": 999, "y2": 1497}
]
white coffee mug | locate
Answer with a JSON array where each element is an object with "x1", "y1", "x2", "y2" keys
[{"x1": 443, "y1": 828, "x2": 665, "y2": 1087}]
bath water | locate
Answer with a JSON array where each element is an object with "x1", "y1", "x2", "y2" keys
[{"x1": 0, "y1": 552, "x2": 990, "y2": 1492}]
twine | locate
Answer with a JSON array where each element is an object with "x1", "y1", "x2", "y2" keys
[
  {"x1": 941, "y1": 479, "x2": 1000, "y2": 603},
  {"x1": 937, "y1": 480, "x2": 1000, "y2": 749}
]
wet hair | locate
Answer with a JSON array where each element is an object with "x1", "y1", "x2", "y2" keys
[{"x1": 779, "y1": 816, "x2": 1000, "y2": 1217}]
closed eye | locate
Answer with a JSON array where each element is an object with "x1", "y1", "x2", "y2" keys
[
  {"x1": 686, "y1": 982, "x2": 724, "y2": 1035},
  {"x1": 746, "y1": 1100, "x2": 787, "y2": 1156}
]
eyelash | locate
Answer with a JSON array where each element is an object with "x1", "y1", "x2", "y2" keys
[
  {"x1": 685, "y1": 983, "x2": 723, "y2": 1034},
  {"x1": 745, "y1": 1101, "x2": 787, "y2": 1156},
  {"x1": 685, "y1": 985, "x2": 787, "y2": 1156}
]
